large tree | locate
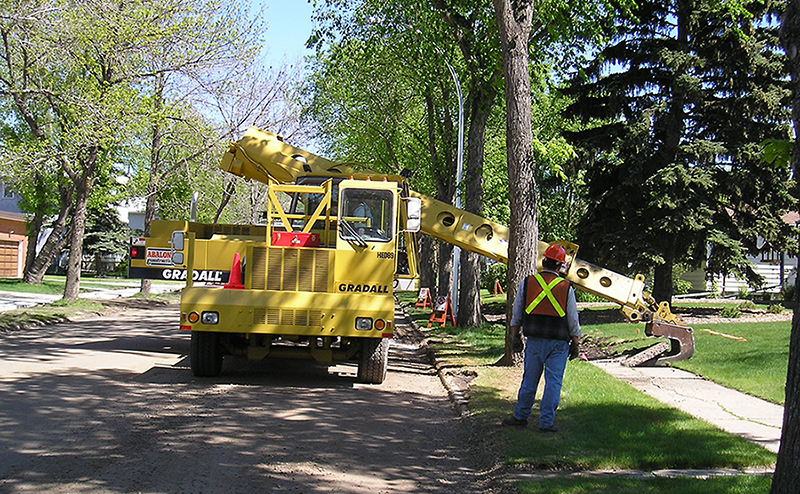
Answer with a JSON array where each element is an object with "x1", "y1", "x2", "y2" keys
[
  {"x1": 772, "y1": 0, "x2": 800, "y2": 491},
  {"x1": 492, "y1": 0, "x2": 617, "y2": 364},
  {"x1": 492, "y1": 0, "x2": 537, "y2": 364},
  {"x1": 307, "y1": 1, "x2": 464, "y2": 301},
  {"x1": 564, "y1": 0, "x2": 794, "y2": 302}
]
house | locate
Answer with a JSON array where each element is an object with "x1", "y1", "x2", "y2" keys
[
  {"x1": 0, "y1": 210, "x2": 28, "y2": 279},
  {"x1": 681, "y1": 212, "x2": 799, "y2": 298}
]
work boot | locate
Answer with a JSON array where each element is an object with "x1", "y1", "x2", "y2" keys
[
  {"x1": 501, "y1": 416, "x2": 528, "y2": 427},
  {"x1": 539, "y1": 424, "x2": 560, "y2": 433}
]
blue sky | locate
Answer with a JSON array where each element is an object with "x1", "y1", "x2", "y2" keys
[{"x1": 254, "y1": 0, "x2": 315, "y2": 65}]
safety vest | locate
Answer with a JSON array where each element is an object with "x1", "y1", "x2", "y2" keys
[{"x1": 525, "y1": 271, "x2": 569, "y2": 318}]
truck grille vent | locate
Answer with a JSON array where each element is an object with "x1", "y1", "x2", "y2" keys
[
  {"x1": 208, "y1": 225, "x2": 252, "y2": 236},
  {"x1": 251, "y1": 247, "x2": 267, "y2": 289},
  {"x1": 253, "y1": 308, "x2": 322, "y2": 327},
  {"x1": 250, "y1": 246, "x2": 330, "y2": 292}
]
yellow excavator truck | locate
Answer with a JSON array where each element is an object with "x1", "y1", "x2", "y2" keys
[{"x1": 128, "y1": 127, "x2": 694, "y2": 383}]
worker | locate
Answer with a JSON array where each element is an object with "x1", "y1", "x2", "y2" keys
[{"x1": 502, "y1": 243, "x2": 581, "y2": 432}]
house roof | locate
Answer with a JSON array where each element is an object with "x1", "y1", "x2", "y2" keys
[
  {"x1": 782, "y1": 211, "x2": 800, "y2": 225},
  {"x1": 0, "y1": 210, "x2": 27, "y2": 223}
]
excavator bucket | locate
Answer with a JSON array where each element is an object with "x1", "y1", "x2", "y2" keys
[{"x1": 623, "y1": 321, "x2": 695, "y2": 367}]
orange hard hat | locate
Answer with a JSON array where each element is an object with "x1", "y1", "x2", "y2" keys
[{"x1": 543, "y1": 244, "x2": 567, "y2": 264}]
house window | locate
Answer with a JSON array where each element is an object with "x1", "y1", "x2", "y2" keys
[{"x1": 2, "y1": 183, "x2": 13, "y2": 198}]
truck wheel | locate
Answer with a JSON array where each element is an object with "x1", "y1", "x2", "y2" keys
[
  {"x1": 357, "y1": 337, "x2": 389, "y2": 384},
  {"x1": 191, "y1": 331, "x2": 223, "y2": 377}
]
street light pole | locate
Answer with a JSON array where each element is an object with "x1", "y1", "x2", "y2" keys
[{"x1": 444, "y1": 59, "x2": 464, "y2": 320}]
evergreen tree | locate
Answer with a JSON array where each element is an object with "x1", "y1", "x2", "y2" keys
[{"x1": 563, "y1": 0, "x2": 794, "y2": 301}]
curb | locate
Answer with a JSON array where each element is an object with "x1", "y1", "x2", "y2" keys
[{"x1": 396, "y1": 302, "x2": 472, "y2": 418}]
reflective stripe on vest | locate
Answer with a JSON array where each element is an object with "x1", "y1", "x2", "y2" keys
[{"x1": 525, "y1": 273, "x2": 567, "y2": 318}]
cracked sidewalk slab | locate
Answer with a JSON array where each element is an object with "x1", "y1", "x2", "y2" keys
[{"x1": 592, "y1": 360, "x2": 783, "y2": 453}]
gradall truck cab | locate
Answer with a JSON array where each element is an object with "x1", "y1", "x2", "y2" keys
[{"x1": 129, "y1": 127, "x2": 694, "y2": 384}]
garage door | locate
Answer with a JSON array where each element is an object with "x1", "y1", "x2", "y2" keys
[{"x1": 0, "y1": 241, "x2": 20, "y2": 278}]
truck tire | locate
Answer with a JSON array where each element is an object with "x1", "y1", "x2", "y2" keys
[
  {"x1": 357, "y1": 337, "x2": 389, "y2": 384},
  {"x1": 191, "y1": 331, "x2": 223, "y2": 377}
]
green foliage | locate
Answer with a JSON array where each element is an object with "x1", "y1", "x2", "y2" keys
[
  {"x1": 674, "y1": 278, "x2": 693, "y2": 295},
  {"x1": 563, "y1": 0, "x2": 795, "y2": 296},
  {"x1": 738, "y1": 286, "x2": 750, "y2": 300},
  {"x1": 83, "y1": 205, "x2": 131, "y2": 257},
  {"x1": 720, "y1": 306, "x2": 742, "y2": 318},
  {"x1": 481, "y1": 263, "x2": 507, "y2": 292},
  {"x1": 783, "y1": 284, "x2": 796, "y2": 302},
  {"x1": 762, "y1": 138, "x2": 794, "y2": 169},
  {"x1": 575, "y1": 290, "x2": 607, "y2": 303},
  {"x1": 737, "y1": 300, "x2": 756, "y2": 309},
  {"x1": 768, "y1": 304, "x2": 785, "y2": 314}
]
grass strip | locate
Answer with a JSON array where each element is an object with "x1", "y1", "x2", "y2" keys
[
  {"x1": 515, "y1": 474, "x2": 772, "y2": 494},
  {"x1": 582, "y1": 320, "x2": 790, "y2": 405},
  {"x1": 402, "y1": 290, "x2": 777, "y2": 470},
  {"x1": 672, "y1": 321, "x2": 789, "y2": 405},
  {"x1": 472, "y1": 364, "x2": 776, "y2": 471},
  {"x1": 0, "y1": 299, "x2": 105, "y2": 331}
]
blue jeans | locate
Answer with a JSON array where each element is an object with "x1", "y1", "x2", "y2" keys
[{"x1": 513, "y1": 337, "x2": 569, "y2": 428}]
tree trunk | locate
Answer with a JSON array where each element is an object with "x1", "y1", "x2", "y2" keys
[
  {"x1": 419, "y1": 235, "x2": 438, "y2": 290},
  {"x1": 457, "y1": 82, "x2": 495, "y2": 328},
  {"x1": 771, "y1": 0, "x2": 800, "y2": 490},
  {"x1": 140, "y1": 74, "x2": 165, "y2": 295},
  {"x1": 493, "y1": 0, "x2": 537, "y2": 366},
  {"x1": 23, "y1": 209, "x2": 44, "y2": 279},
  {"x1": 63, "y1": 171, "x2": 91, "y2": 301},
  {"x1": 213, "y1": 178, "x2": 237, "y2": 223},
  {"x1": 63, "y1": 148, "x2": 98, "y2": 302},
  {"x1": 652, "y1": 253, "x2": 674, "y2": 303},
  {"x1": 23, "y1": 184, "x2": 73, "y2": 284},
  {"x1": 458, "y1": 250, "x2": 483, "y2": 327},
  {"x1": 437, "y1": 240, "x2": 454, "y2": 300}
]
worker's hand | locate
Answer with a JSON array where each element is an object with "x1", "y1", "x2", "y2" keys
[
  {"x1": 569, "y1": 340, "x2": 580, "y2": 360},
  {"x1": 512, "y1": 334, "x2": 524, "y2": 353}
]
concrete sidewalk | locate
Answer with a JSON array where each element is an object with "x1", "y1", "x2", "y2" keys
[
  {"x1": 592, "y1": 360, "x2": 784, "y2": 453},
  {"x1": 0, "y1": 283, "x2": 178, "y2": 312}
]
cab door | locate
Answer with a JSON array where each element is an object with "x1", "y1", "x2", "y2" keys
[{"x1": 334, "y1": 180, "x2": 398, "y2": 293}]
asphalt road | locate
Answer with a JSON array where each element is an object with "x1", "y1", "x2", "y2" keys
[{"x1": 0, "y1": 305, "x2": 485, "y2": 493}]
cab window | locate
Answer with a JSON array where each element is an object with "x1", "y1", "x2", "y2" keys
[{"x1": 339, "y1": 189, "x2": 393, "y2": 243}]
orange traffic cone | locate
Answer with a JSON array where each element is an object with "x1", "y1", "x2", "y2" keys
[{"x1": 224, "y1": 252, "x2": 245, "y2": 289}]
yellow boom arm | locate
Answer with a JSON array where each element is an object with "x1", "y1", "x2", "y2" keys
[{"x1": 220, "y1": 127, "x2": 692, "y2": 364}]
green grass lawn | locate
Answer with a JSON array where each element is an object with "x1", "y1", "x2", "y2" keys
[
  {"x1": 397, "y1": 290, "x2": 780, "y2": 491},
  {"x1": 515, "y1": 474, "x2": 772, "y2": 494},
  {"x1": 580, "y1": 319, "x2": 790, "y2": 405},
  {"x1": 472, "y1": 364, "x2": 775, "y2": 471},
  {"x1": 0, "y1": 277, "x2": 66, "y2": 294},
  {"x1": 672, "y1": 321, "x2": 790, "y2": 405},
  {"x1": 0, "y1": 276, "x2": 182, "y2": 295}
]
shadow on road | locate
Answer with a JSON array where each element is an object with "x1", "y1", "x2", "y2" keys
[{"x1": 0, "y1": 307, "x2": 482, "y2": 493}]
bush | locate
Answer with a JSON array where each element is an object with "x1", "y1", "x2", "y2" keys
[
  {"x1": 576, "y1": 290, "x2": 606, "y2": 303},
  {"x1": 768, "y1": 304, "x2": 784, "y2": 314},
  {"x1": 673, "y1": 279, "x2": 693, "y2": 295},
  {"x1": 737, "y1": 301, "x2": 756, "y2": 310},
  {"x1": 720, "y1": 306, "x2": 741, "y2": 319}
]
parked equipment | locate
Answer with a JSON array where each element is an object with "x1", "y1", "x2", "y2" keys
[{"x1": 129, "y1": 127, "x2": 693, "y2": 382}]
